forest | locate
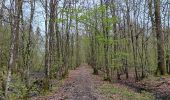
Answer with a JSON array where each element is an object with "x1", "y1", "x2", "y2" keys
[{"x1": 0, "y1": 0, "x2": 170, "y2": 100}]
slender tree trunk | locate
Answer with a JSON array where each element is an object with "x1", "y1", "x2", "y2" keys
[
  {"x1": 44, "y1": 0, "x2": 50, "y2": 90},
  {"x1": 25, "y1": 0, "x2": 35, "y2": 96},
  {"x1": 75, "y1": 0, "x2": 80, "y2": 68},
  {"x1": 0, "y1": 0, "x2": 5, "y2": 26},
  {"x1": 5, "y1": 0, "x2": 22, "y2": 98}
]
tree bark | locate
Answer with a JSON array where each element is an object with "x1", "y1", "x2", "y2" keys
[
  {"x1": 5, "y1": 0, "x2": 23, "y2": 98},
  {"x1": 154, "y1": 0, "x2": 165, "y2": 75}
]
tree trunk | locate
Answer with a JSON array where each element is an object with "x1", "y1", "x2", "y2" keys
[
  {"x1": 154, "y1": 0, "x2": 165, "y2": 75},
  {"x1": 25, "y1": 0, "x2": 35, "y2": 96},
  {"x1": 5, "y1": 0, "x2": 23, "y2": 98},
  {"x1": 44, "y1": 0, "x2": 50, "y2": 90}
]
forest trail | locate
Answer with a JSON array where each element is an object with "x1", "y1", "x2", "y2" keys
[
  {"x1": 35, "y1": 65, "x2": 153, "y2": 100},
  {"x1": 36, "y1": 65, "x2": 100, "y2": 100}
]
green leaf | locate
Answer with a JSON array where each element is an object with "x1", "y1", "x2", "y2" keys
[
  {"x1": 55, "y1": 18, "x2": 65, "y2": 23},
  {"x1": 104, "y1": 16, "x2": 118, "y2": 24},
  {"x1": 78, "y1": 14, "x2": 88, "y2": 21},
  {"x1": 98, "y1": 5, "x2": 106, "y2": 13}
]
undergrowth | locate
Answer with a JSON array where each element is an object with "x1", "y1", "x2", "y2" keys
[{"x1": 99, "y1": 83, "x2": 155, "y2": 100}]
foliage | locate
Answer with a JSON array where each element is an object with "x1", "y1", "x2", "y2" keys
[{"x1": 8, "y1": 75, "x2": 28, "y2": 100}]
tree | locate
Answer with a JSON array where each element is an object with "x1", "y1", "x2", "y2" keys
[
  {"x1": 25, "y1": 0, "x2": 35, "y2": 90},
  {"x1": 5, "y1": 0, "x2": 23, "y2": 98},
  {"x1": 154, "y1": 0, "x2": 165, "y2": 75}
]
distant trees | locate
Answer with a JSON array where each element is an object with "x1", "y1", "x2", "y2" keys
[
  {"x1": 43, "y1": 0, "x2": 82, "y2": 90},
  {"x1": 82, "y1": 0, "x2": 169, "y2": 81},
  {"x1": 0, "y1": 0, "x2": 83, "y2": 98}
]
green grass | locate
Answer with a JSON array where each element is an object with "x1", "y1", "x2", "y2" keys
[{"x1": 99, "y1": 84, "x2": 155, "y2": 100}]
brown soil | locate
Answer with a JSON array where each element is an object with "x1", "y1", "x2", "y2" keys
[
  {"x1": 35, "y1": 65, "x2": 100, "y2": 100},
  {"x1": 34, "y1": 65, "x2": 153, "y2": 100}
]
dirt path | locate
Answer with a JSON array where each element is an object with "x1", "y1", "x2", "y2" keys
[
  {"x1": 36, "y1": 65, "x2": 99, "y2": 100},
  {"x1": 35, "y1": 65, "x2": 154, "y2": 100}
]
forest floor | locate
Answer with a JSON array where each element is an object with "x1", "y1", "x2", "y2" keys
[
  {"x1": 118, "y1": 73, "x2": 170, "y2": 99},
  {"x1": 34, "y1": 65, "x2": 154, "y2": 100}
]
